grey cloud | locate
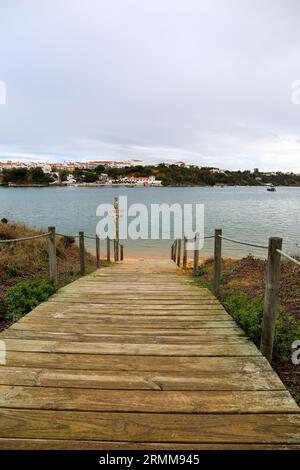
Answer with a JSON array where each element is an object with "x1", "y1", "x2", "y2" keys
[{"x1": 0, "y1": 0, "x2": 300, "y2": 170}]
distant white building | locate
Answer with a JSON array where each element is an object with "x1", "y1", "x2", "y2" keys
[
  {"x1": 115, "y1": 176, "x2": 162, "y2": 186},
  {"x1": 99, "y1": 173, "x2": 109, "y2": 183},
  {"x1": 41, "y1": 164, "x2": 52, "y2": 173},
  {"x1": 64, "y1": 174, "x2": 77, "y2": 185}
]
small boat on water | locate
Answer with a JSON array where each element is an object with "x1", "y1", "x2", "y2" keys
[{"x1": 266, "y1": 184, "x2": 276, "y2": 192}]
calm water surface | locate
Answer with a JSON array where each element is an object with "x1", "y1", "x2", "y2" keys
[{"x1": 0, "y1": 186, "x2": 299, "y2": 258}]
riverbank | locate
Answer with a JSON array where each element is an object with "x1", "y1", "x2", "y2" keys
[
  {"x1": 191, "y1": 256, "x2": 300, "y2": 403},
  {"x1": 1, "y1": 182, "x2": 300, "y2": 188},
  {"x1": 0, "y1": 222, "x2": 98, "y2": 331},
  {"x1": 2, "y1": 163, "x2": 300, "y2": 187}
]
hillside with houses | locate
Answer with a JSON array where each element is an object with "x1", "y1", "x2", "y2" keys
[{"x1": 1, "y1": 159, "x2": 300, "y2": 187}]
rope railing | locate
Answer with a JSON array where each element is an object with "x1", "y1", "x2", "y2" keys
[
  {"x1": 218, "y1": 234, "x2": 268, "y2": 250},
  {"x1": 56, "y1": 232, "x2": 120, "y2": 243},
  {"x1": 0, "y1": 231, "x2": 51, "y2": 244},
  {"x1": 171, "y1": 228, "x2": 299, "y2": 364},
  {"x1": 276, "y1": 249, "x2": 300, "y2": 267},
  {"x1": 1, "y1": 226, "x2": 124, "y2": 290},
  {"x1": 56, "y1": 232, "x2": 79, "y2": 238}
]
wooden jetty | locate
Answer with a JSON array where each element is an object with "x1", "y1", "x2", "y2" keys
[{"x1": 0, "y1": 258, "x2": 299, "y2": 449}]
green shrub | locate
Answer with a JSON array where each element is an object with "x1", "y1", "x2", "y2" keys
[
  {"x1": 3, "y1": 278, "x2": 55, "y2": 322},
  {"x1": 4, "y1": 265, "x2": 18, "y2": 278},
  {"x1": 221, "y1": 290, "x2": 300, "y2": 361},
  {"x1": 194, "y1": 266, "x2": 206, "y2": 277},
  {"x1": 287, "y1": 385, "x2": 300, "y2": 405},
  {"x1": 222, "y1": 291, "x2": 263, "y2": 346}
]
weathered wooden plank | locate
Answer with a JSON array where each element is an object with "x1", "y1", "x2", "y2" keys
[
  {"x1": 35, "y1": 306, "x2": 224, "y2": 313},
  {"x1": 47, "y1": 298, "x2": 221, "y2": 307},
  {"x1": 0, "y1": 386, "x2": 297, "y2": 413},
  {"x1": 0, "y1": 439, "x2": 299, "y2": 450},
  {"x1": 55, "y1": 280, "x2": 208, "y2": 285},
  {"x1": 0, "y1": 366, "x2": 283, "y2": 390},
  {"x1": 0, "y1": 410, "x2": 299, "y2": 443},
  {"x1": 35, "y1": 301, "x2": 222, "y2": 307},
  {"x1": 49, "y1": 289, "x2": 209, "y2": 296},
  {"x1": 1, "y1": 338, "x2": 260, "y2": 356},
  {"x1": 7, "y1": 323, "x2": 245, "y2": 335},
  {"x1": 48, "y1": 297, "x2": 218, "y2": 302},
  {"x1": 27, "y1": 313, "x2": 231, "y2": 321},
  {"x1": 35, "y1": 306, "x2": 222, "y2": 314},
  {"x1": 1, "y1": 330, "x2": 248, "y2": 343},
  {"x1": 0, "y1": 353, "x2": 275, "y2": 372},
  {"x1": 54, "y1": 284, "x2": 206, "y2": 289},
  {"x1": 15, "y1": 319, "x2": 237, "y2": 328}
]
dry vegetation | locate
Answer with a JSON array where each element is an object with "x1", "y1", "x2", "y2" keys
[{"x1": 0, "y1": 222, "x2": 97, "y2": 330}]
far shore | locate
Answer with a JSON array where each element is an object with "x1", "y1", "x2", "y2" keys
[{"x1": 1, "y1": 183, "x2": 300, "y2": 188}]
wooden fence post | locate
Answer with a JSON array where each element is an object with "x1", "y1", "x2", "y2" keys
[
  {"x1": 48, "y1": 226, "x2": 58, "y2": 287},
  {"x1": 96, "y1": 235, "x2": 100, "y2": 268},
  {"x1": 213, "y1": 228, "x2": 222, "y2": 296},
  {"x1": 183, "y1": 236, "x2": 187, "y2": 270},
  {"x1": 193, "y1": 233, "x2": 199, "y2": 275},
  {"x1": 173, "y1": 240, "x2": 177, "y2": 262},
  {"x1": 177, "y1": 239, "x2": 181, "y2": 267},
  {"x1": 120, "y1": 244, "x2": 124, "y2": 261},
  {"x1": 107, "y1": 236, "x2": 110, "y2": 262},
  {"x1": 114, "y1": 240, "x2": 118, "y2": 262},
  {"x1": 260, "y1": 237, "x2": 282, "y2": 362},
  {"x1": 79, "y1": 231, "x2": 85, "y2": 276},
  {"x1": 114, "y1": 196, "x2": 119, "y2": 261},
  {"x1": 171, "y1": 243, "x2": 174, "y2": 260}
]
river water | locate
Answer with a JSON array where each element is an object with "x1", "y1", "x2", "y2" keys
[{"x1": 0, "y1": 186, "x2": 299, "y2": 259}]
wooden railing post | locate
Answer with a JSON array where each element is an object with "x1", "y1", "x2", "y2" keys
[
  {"x1": 213, "y1": 228, "x2": 222, "y2": 296},
  {"x1": 114, "y1": 239, "x2": 118, "y2": 262},
  {"x1": 48, "y1": 226, "x2": 58, "y2": 287},
  {"x1": 173, "y1": 240, "x2": 177, "y2": 262},
  {"x1": 171, "y1": 243, "x2": 174, "y2": 260},
  {"x1": 260, "y1": 237, "x2": 282, "y2": 362},
  {"x1": 79, "y1": 231, "x2": 85, "y2": 276},
  {"x1": 177, "y1": 239, "x2": 181, "y2": 267},
  {"x1": 120, "y1": 244, "x2": 124, "y2": 261},
  {"x1": 96, "y1": 235, "x2": 100, "y2": 268},
  {"x1": 107, "y1": 236, "x2": 111, "y2": 262},
  {"x1": 193, "y1": 233, "x2": 199, "y2": 275},
  {"x1": 114, "y1": 196, "x2": 119, "y2": 261},
  {"x1": 183, "y1": 236, "x2": 187, "y2": 270}
]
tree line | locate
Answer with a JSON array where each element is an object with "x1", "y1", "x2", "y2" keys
[
  {"x1": 0, "y1": 167, "x2": 52, "y2": 185},
  {"x1": 1, "y1": 164, "x2": 300, "y2": 186}
]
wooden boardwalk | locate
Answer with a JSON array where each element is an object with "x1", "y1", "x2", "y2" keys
[{"x1": 0, "y1": 258, "x2": 299, "y2": 449}]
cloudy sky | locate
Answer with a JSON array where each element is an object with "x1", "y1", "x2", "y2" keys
[{"x1": 0, "y1": 0, "x2": 300, "y2": 170}]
